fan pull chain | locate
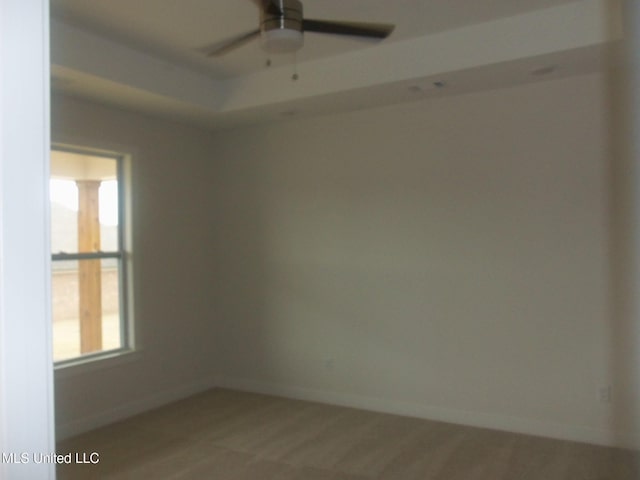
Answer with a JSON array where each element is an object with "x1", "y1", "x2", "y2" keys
[{"x1": 292, "y1": 52, "x2": 299, "y2": 81}]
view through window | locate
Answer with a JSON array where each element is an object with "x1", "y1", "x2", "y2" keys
[{"x1": 51, "y1": 148, "x2": 129, "y2": 363}]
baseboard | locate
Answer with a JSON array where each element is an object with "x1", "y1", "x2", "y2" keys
[
  {"x1": 218, "y1": 376, "x2": 640, "y2": 450},
  {"x1": 55, "y1": 375, "x2": 221, "y2": 441}
]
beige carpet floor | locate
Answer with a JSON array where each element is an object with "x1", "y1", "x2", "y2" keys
[{"x1": 57, "y1": 389, "x2": 639, "y2": 479}]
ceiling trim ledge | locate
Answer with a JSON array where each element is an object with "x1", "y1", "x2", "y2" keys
[
  {"x1": 50, "y1": 0, "x2": 621, "y2": 127},
  {"x1": 219, "y1": 0, "x2": 619, "y2": 112}
]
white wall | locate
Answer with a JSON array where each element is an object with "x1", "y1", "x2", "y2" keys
[
  {"x1": 52, "y1": 72, "x2": 636, "y2": 448},
  {"x1": 211, "y1": 73, "x2": 629, "y2": 446},
  {"x1": 51, "y1": 95, "x2": 221, "y2": 437},
  {"x1": 608, "y1": 0, "x2": 640, "y2": 450}
]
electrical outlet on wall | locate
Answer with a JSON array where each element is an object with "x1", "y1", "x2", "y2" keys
[
  {"x1": 324, "y1": 358, "x2": 335, "y2": 371},
  {"x1": 598, "y1": 386, "x2": 612, "y2": 404}
]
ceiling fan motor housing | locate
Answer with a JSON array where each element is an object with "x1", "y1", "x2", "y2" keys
[
  {"x1": 260, "y1": 0, "x2": 304, "y2": 53},
  {"x1": 261, "y1": 0, "x2": 303, "y2": 32}
]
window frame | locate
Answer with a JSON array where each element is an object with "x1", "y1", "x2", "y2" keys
[{"x1": 50, "y1": 144, "x2": 134, "y2": 367}]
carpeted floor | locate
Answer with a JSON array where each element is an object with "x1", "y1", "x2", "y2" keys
[{"x1": 57, "y1": 389, "x2": 639, "y2": 479}]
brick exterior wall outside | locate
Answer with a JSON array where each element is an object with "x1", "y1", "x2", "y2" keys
[{"x1": 52, "y1": 268, "x2": 120, "y2": 321}]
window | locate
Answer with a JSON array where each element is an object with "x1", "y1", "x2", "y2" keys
[{"x1": 50, "y1": 147, "x2": 131, "y2": 364}]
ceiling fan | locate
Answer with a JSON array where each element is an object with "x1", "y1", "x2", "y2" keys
[{"x1": 204, "y1": 0, "x2": 395, "y2": 57}]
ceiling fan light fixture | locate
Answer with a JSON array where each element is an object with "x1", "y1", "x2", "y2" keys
[{"x1": 261, "y1": 28, "x2": 304, "y2": 53}]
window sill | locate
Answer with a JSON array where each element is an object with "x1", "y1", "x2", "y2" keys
[{"x1": 54, "y1": 348, "x2": 142, "y2": 379}]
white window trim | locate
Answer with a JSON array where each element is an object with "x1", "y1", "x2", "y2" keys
[
  {"x1": 54, "y1": 348, "x2": 142, "y2": 379},
  {"x1": 51, "y1": 145, "x2": 136, "y2": 368}
]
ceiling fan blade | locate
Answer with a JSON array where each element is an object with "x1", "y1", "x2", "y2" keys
[
  {"x1": 303, "y1": 19, "x2": 394, "y2": 39},
  {"x1": 202, "y1": 29, "x2": 261, "y2": 57}
]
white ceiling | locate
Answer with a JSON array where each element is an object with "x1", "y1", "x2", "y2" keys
[
  {"x1": 49, "y1": 0, "x2": 621, "y2": 130},
  {"x1": 51, "y1": 0, "x2": 584, "y2": 78}
]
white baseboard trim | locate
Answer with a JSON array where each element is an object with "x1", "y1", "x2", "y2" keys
[
  {"x1": 55, "y1": 375, "x2": 221, "y2": 441},
  {"x1": 218, "y1": 376, "x2": 640, "y2": 450}
]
